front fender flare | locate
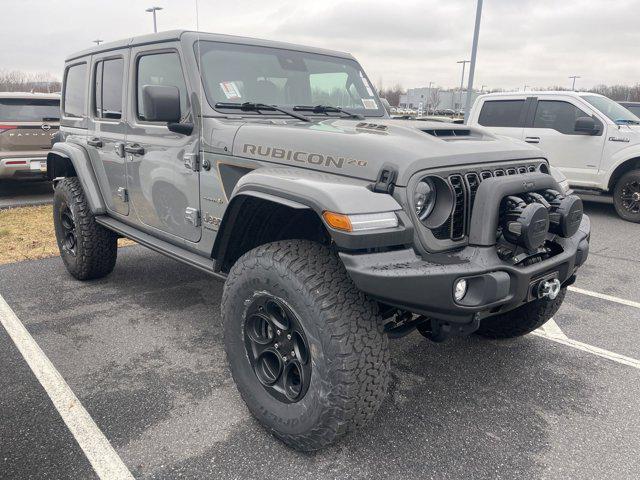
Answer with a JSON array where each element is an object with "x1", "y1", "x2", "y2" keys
[{"x1": 47, "y1": 142, "x2": 106, "y2": 214}]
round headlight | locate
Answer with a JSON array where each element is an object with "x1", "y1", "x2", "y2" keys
[{"x1": 414, "y1": 178, "x2": 437, "y2": 220}]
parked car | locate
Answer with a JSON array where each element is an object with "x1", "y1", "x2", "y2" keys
[
  {"x1": 620, "y1": 101, "x2": 640, "y2": 118},
  {"x1": 0, "y1": 92, "x2": 60, "y2": 181},
  {"x1": 468, "y1": 91, "x2": 640, "y2": 222},
  {"x1": 49, "y1": 30, "x2": 590, "y2": 450}
]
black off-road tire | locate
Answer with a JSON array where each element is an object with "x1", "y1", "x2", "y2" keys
[
  {"x1": 53, "y1": 177, "x2": 117, "y2": 280},
  {"x1": 222, "y1": 240, "x2": 390, "y2": 451},
  {"x1": 475, "y1": 288, "x2": 566, "y2": 339},
  {"x1": 613, "y1": 169, "x2": 640, "y2": 223}
]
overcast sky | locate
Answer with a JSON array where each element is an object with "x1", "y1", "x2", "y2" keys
[{"x1": 2, "y1": 0, "x2": 639, "y2": 91}]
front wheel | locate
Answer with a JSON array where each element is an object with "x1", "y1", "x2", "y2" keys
[
  {"x1": 222, "y1": 240, "x2": 390, "y2": 451},
  {"x1": 613, "y1": 169, "x2": 640, "y2": 223},
  {"x1": 475, "y1": 288, "x2": 566, "y2": 339}
]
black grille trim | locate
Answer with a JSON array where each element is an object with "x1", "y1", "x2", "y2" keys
[{"x1": 429, "y1": 164, "x2": 547, "y2": 242}]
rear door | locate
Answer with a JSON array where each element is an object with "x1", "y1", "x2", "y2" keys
[
  {"x1": 0, "y1": 97, "x2": 60, "y2": 171},
  {"x1": 87, "y1": 50, "x2": 129, "y2": 215},
  {"x1": 523, "y1": 96, "x2": 605, "y2": 184},
  {"x1": 474, "y1": 97, "x2": 529, "y2": 140},
  {"x1": 125, "y1": 44, "x2": 201, "y2": 242}
]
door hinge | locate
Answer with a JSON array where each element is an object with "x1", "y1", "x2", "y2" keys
[
  {"x1": 116, "y1": 187, "x2": 128, "y2": 202},
  {"x1": 184, "y1": 207, "x2": 201, "y2": 227},
  {"x1": 184, "y1": 153, "x2": 199, "y2": 171}
]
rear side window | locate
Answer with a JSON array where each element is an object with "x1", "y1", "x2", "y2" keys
[
  {"x1": 478, "y1": 100, "x2": 525, "y2": 127},
  {"x1": 94, "y1": 58, "x2": 124, "y2": 119},
  {"x1": 0, "y1": 98, "x2": 59, "y2": 121},
  {"x1": 533, "y1": 100, "x2": 590, "y2": 135},
  {"x1": 63, "y1": 63, "x2": 87, "y2": 118},
  {"x1": 136, "y1": 52, "x2": 187, "y2": 121}
]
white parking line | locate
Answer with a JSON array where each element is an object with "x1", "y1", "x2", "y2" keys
[
  {"x1": 538, "y1": 318, "x2": 569, "y2": 340},
  {"x1": 568, "y1": 286, "x2": 640, "y2": 310},
  {"x1": 532, "y1": 330, "x2": 640, "y2": 370},
  {"x1": 0, "y1": 294, "x2": 134, "y2": 480}
]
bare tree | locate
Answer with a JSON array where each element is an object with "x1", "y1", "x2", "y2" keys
[
  {"x1": 0, "y1": 70, "x2": 61, "y2": 93},
  {"x1": 429, "y1": 89, "x2": 441, "y2": 111},
  {"x1": 378, "y1": 84, "x2": 405, "y2": 107}
]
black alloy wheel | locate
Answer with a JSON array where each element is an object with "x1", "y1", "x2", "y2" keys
[
  {"x1": 619, "y1": 178, "x2": 640, "y2": 214},
  {"x1": 59, "y1": 201, "x2": 77, "y2": 256},
  {"x1": 243, "y1": 294, "x2": 311, "y2": 403}
]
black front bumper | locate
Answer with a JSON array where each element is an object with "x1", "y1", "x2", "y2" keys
[{"x1": 341, "y1": 214, "x2": 590, "y2": 323}]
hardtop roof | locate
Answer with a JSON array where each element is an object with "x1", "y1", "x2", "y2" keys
[{"x1": 65, "y1": 30, "x2": 354, "y2": 63}]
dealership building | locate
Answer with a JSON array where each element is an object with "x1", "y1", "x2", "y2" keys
[{"x1": 399, "y1": 87, "x2": 481, "y2": 112}]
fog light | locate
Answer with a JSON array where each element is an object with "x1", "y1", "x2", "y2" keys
[{"x1": 454, "y1": 279, "x2": 467, "y2": 302}]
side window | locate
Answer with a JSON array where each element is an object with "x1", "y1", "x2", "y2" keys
[
  {"x1": 478, "y1": 100, "x2": 525, "y2": 127},
  {"x1": 63, "y1": 63, "x2": 87, "y2": 118},
  {"x1": 533, "y1": 101, "x2": 589, "y2": 135},
  {"x1": 137, "y1": 52, "x2": 187, "y2": 121},
  {"x1": 94, "y1": 58, "x2": 124, "y2": 120}
]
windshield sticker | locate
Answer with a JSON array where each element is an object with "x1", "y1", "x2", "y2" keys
[
  {"x1": 220, "y1": 81, "x2": 241, "y2": 100},
  {"x1": 359, "y1": 71, "x2": 375, "y2": 97},
  {"x1": 362, "y1": 98, "x2": 378, "y2": 110}
]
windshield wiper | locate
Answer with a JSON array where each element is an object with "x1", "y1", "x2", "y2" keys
[
  {"x1": 615, "y1": 119, "x2": 640, "y2": 125},
  {"x1": 215, "y1": 102, "x2": 310, "y2": 122},
  {"x1": 293, "y1": 105, "x2": 364, "y2": 120}
]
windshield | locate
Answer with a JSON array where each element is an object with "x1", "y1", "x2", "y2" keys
[
  {"x1": 195, "y1": 41, "x2": 385, "y2": 117},
  {"x1": 582, "y1": 95, "x2": 640, "y2": 124},
  {"x1": 0, "y1": 98, "x2": 60, "y2": 121}
]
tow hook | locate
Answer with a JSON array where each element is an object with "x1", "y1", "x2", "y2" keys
[{"x1": 537, "y1": 278, "x2": 561, "y2": 300}]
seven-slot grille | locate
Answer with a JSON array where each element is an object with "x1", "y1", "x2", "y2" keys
[{"x1": 431, "y1": 164, "x2": 542, "y2": 241}]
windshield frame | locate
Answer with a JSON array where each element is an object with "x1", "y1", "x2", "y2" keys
[
  {"x1": 193, "y1": 40, "x2": 386, "y2": 119},
  {"x1": 581, "y1": 94, "x2": 640, "y2": 124}
]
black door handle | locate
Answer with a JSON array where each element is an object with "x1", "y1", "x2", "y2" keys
[
  {"x1": 525, "y1": 136, "x2": 540, "y2": 144},
  {"x1": 87, "y1": 137, "x2": 103, "y2": 147},
  {"x1": 124, "y1": 144, "x2": 145, "y2": 155}
]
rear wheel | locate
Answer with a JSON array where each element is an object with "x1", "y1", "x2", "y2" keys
[
  {"x1": 475, "y1": 288, "x2": 566, "y2": 339},
  {"x1": 53, "y1": 177, "x2": 117, "y2": 280},
  {"x1": 222, "y1": 240, "x2": 390, "y2": 451},
  {"x1": 613, "y1": 169, "x2": 640, "y2": 223}
]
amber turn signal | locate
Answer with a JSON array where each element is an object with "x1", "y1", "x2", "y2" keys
[{"x1": 322, "y1": 211, "x2": 352, "y2": 232}]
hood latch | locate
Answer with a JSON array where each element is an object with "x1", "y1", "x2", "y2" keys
[{"x1": 373, "y1": 166, "x2": 398, "y2": 194}]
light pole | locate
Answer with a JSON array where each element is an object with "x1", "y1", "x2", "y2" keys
[
  {"x1": 457, "y1": 60, "x2": 470, "y2": 111},
  {"x1": 569, "y1": 75, "x2": 581, "y2": 91},
  {"x1": 146, "y1": 6, "x2": 163, "y2": 33},
  {"x1": 93, "y1": 39, "x2": 103, "y2": 46},
  {"x1": 463, "y1": 0, "x2": 483, "y2": 123}
]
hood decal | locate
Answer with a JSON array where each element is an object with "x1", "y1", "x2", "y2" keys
[{"x1": 242, "y1": 143, "x2": 368, "y2": 169}]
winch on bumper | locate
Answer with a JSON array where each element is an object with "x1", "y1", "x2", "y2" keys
[{"x1": 340, "y1": 173, "x2": 591, "y2": 324}]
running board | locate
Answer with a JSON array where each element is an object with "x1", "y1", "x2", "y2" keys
[{"x1": 95, "y1": 216, "x2": 226, "y2": 280}]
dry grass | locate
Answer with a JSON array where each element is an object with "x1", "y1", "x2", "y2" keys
[{"x1": 0, "y1": 205, "x2": 134, "y2": 265}]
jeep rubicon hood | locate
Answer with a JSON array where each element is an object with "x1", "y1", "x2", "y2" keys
[{"x1": 232, "y1": 118, "x2": 543, "y2": 186}]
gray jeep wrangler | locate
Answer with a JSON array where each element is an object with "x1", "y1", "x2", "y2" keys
[{"x1": 48, "y1": 30, "x2": 591, "y2": 451}]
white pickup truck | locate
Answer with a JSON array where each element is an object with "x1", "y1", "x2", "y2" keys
[{"x1": 468, "y1": 91, "x2": 640, "y2": 222}]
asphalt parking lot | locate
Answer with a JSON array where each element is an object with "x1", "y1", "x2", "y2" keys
[{"x1": 1, "y1": 200, "x2": 639, "y2": 480}]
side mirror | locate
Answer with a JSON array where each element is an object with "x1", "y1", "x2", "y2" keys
[
  {"x1": 142, "y1": 85, "x2": 181, "y2": 123},
  {"x1": 574, "y1": 116, "x2": 600, "y2": 135}
]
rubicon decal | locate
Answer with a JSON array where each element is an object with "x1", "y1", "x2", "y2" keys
[{"x1": 243, "y1": 144, "x2": 368, "y2": 168}]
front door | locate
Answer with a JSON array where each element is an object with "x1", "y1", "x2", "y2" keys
[
  {"x1": 125, "y1": 46, "x2": 201, "y2": 243},
  {"x1": 86, "y1": 51, "x2": 129, "y2": 215},
  {"x1": 523, "y1": 98, "x2": 605, "y2": 185}
]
